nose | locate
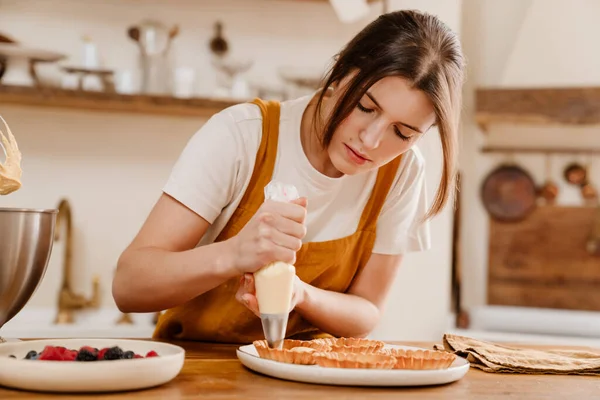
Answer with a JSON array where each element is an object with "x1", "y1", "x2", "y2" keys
[{"x1": 358, "y1": 119, "x2": 387, "y2": 150}]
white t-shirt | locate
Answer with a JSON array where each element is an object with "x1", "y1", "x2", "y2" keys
[{"x1": 163, "y1": 94, "x2": 431, "y2": 255}]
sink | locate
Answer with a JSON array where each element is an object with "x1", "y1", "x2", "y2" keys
[{"x1": 1, "y1": 307, "x2": 156, "y2": 338}]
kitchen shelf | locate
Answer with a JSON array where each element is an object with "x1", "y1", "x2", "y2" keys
[
  {"x1": 475, "y1": 86, "x2": 600, "y2": 132},
  {"x1": 0, "y1": 85, "x2": 242, "y2": 118},
  {"x1": 481, "y1": 145, "x2": 600, "y2": 155}
]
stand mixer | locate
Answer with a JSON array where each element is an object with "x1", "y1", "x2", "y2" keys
[{"x1": 0, "y1": 208, "x2": 58, "y2": 342}]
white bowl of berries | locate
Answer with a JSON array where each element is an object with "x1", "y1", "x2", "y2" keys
[{"x1": 0, "y1": 338, "x2": 185, "y2": 393}]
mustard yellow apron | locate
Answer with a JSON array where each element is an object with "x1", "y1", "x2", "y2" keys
[{"x1": 153, "y1": 99, "x2": 402, "y2": 343}]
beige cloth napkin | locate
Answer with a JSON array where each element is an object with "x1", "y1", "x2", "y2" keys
[{"x1": 433, "y1": 334, "x2": 600, "y2": 375}]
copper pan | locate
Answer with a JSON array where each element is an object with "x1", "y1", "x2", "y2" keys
[{"x1": 481, "y1": 159, "x2": 537, "y2": 222}]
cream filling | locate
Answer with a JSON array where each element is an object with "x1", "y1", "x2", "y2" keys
[
  {"x1": 254, "y1": 261, "x2": 296, "y2": 314},
  {"x1": 0, "y1": 116, "x2": 22, "y2": 195},
  {"x1": 289, "y1": 347, "x2": 314, "y2": 353}
]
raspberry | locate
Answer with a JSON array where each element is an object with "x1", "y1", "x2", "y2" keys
[
  {"x1": 39, "y1": 346, "x2": 62, "y2": 361},
  {"x1": 103, "y1": 346, "x2": 124, "y2": 360},
  {"x1": 134, "y1": 354, "x2": 143, "y2": 358},
  {"x1": 63, "y1": 350, "x2": 78, "y2": 361},
  {"x1": 145, "y1": 350, "x2": 158, "y2": 358},
  {"x1": 97, "y1": 347, "x2": 110, "y2": 360}
]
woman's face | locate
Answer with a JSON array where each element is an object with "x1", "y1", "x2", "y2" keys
[{"x1": 325, "y1": 75, "x2": 436, "y2": 176}]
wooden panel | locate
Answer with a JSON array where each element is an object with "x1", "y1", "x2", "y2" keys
[
  {"x1": 488, "y1": 282, "x2": 600, "y2": 311},
  {"x1": 487, "y1": 205, "x2": 600, "y2": 311},
  {"x1": 475, "y1": 87, "x2": 600, "y2": 131},
  {"x1": 0, "y1": 85, "x2": 240, "y2": 118}
]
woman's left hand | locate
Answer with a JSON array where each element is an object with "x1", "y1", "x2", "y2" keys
[{"x1": 235, "y1": 273, "x2": 305, "y2": 317}]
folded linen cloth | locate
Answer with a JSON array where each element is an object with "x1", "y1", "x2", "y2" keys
[{"x1": 434, "y1": 333, "x2": 600, "y2": 375}]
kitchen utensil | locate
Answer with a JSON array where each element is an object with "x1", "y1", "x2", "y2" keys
[
  {"x1": 587, "y1": 202, "x2": 600, "y2": 257},
  {"x1": 580, "y1": 157, "x2": 597, "y2": 205},
  {"x1": 481, "y1": 158, "x2": 537, "y2": 222},
  {"x1": 209, "y1": 21, "x2": 228, "y2": 57},
  {"x1": 127, "y1": 20, "x2": 179, "y2": 94},
  {"x1": 0, "y1": 208, "x2": 58, "y2": 338},
  {"x1": 538, "y1": 153, "x2": 558, "y2": 205},
  {"x1": 563, "y1": 161, "x2": 587, "y2": 186}
]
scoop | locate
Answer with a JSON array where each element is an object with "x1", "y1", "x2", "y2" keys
[{"x1": 253, "y1": 261, "x2": 296, "y2": 349}]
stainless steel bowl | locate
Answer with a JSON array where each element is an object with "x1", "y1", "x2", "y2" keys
[{"x1": 0, "y1": 207, "x2": 58, "y2": 331}]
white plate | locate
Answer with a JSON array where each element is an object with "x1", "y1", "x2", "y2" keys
[
  {"x1": 237, "y1": 344, "x2": 470, "y2": 387},
  {"x1": 0, "y1": 338, "x2": 185, "y2": 393}
]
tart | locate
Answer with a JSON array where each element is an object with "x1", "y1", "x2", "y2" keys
[
  {"x1": 319, "y1": 337, "x2": 385, "y2": 354},
  {"x1": 312, "y1": 351, "x2": 396, "y2": 369},
  {"x1": 253, "y1": 339, "x2": 330, "y2": 365},
  {"x1": 383, "y1": 348, "x2": 456, "y2": 370}
]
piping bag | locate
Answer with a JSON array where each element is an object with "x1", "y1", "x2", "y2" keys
[{"x1": 253, "y1": 180, "x2": 300, "y2": 349}]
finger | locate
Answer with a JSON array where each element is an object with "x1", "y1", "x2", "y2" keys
[
  {"x1": 290, "y1": 197, "x2": 308, "y2": 208},
  {"x1": 235, "y1": 275, "x2": 248, "y2": 303},
  {"x1": 244, "y1": 273, "x2": 255, "y2": 293},
  {"x1": 242, "y1": 294, "x2": 260, "y2": 317},
  {"x1": 262, "y1": 200, "x2": 307, "y2": 224},
  {"x1": 264, "y1": 213, "x2": 306, "y2": 240},
  {"x1": 264, "y1": 225, "x2": 303, "y2": 252}
]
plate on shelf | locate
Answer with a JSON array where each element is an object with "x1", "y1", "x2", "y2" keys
[
  {"x1": 237, "y1": 343, "x2": 469, "y2": 387},
  {"x1": 0, "y1": 338, "x2": 185, "y2": 393}
]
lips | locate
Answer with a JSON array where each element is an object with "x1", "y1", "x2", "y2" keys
[{"x1": 344, "y1": 144, "x2": 370, "y2": 165}]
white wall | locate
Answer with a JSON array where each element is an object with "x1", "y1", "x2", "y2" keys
[
  {"x1": 0, "y1": 0, "x2": 461, "y2": 341},
  {"x1": 370, "y1": 0, "x2": 463, "y2": 340}
]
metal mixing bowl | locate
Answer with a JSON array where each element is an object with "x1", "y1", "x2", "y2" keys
[{"x1": 0, "y1": 207, "x2": 58, "y2": 333}]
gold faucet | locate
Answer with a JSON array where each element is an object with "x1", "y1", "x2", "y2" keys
[{"x1": 54, "y1": 198, "x2": 101, "y2": 324}]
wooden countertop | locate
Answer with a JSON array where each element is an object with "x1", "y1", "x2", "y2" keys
[{"x1": 1, "y1": 340, "x2": 599, "y2": 399}]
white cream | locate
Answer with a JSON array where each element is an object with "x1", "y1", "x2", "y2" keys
[{"x1": 254, "y1": 261, "x2": 296, "y2": 314}]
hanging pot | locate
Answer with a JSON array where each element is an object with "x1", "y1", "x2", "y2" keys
[{"x1": 481, "y1": 161, "x2": 538, "y2": 222}]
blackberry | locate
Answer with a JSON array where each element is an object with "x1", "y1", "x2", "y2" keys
[
  {"x1": 103, "y1": 346, "x2": 124, "y2": 360},
  {"x1": 76, "y1": 349, "x2": 97, "y2": 361},
  {"x1": 123, "y1": 351, "x2": 135, "y2": 359},
  {"x1": 24, "y1": 350, "x2": 37, "y2": 360},
  {"x1": 9, "y1": 355, "x2": 16, "y2": 358}
]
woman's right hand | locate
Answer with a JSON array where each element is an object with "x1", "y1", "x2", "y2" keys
[{"x1": 228, "y1": 197, "x2": 308, "y2": 274}]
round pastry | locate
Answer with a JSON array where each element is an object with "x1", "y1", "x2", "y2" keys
[
  {"x1": 312, "y1": 351, "x2": 396, "y2": 369},
  {"x1": 383, "y1": 348, "x2": 456, "y2": 370},
  {"x1": 253, "y1": 339, "x2": 330, "y2": 365}
]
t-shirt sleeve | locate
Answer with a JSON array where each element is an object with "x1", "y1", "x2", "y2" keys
[
  {"x1": 162, "y1": 110, "x2": 243, "y2": 224},
  {"x1": 372, "y1": 149, "x2": 432, "y2": 255}
]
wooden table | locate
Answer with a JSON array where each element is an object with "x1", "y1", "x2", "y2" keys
[{"x1": 1, "y1": 340, "x2": 599, "y2": 399}]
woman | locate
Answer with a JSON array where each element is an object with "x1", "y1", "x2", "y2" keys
[{"x1": 112, "y1": 9, "x2": 465, "y2": 343}]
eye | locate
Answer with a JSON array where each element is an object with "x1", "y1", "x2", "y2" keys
[
  {"x1": 357, "y1": 102, "x2": 374, "y2": 113},
  {"x1": 394, "y1": 126, "x2": 411, "y2": 141}
]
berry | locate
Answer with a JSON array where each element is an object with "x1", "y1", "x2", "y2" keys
[
  {"x1": 97, "y1": 347, "x2": 109, "y2": 360},
  {"x1": 25, "y1": 350, "x2": 37, "y2": 360},
  {"x1": 103, "y1": 346, "x2": 124, "y2": 360},
  {"x1": 146, "y1": 350, "x2": 158, "y2": 358},
  {"x1": 123, "y1": 351, "x2": 135, "y2": 359},
  {"x1": 76, "y1": 349, "x2": 97, "y2": 361},
  {"x1": 38, "y1": 346, "x2": 62, "y2": 361},
  {"x1": 9, "y1": 355, "x2": 15, "y2": 358},
  {"x1": 63, "y1": 350, "x2": 78, "y2": 361}
]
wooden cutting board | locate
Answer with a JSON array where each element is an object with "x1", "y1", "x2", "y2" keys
[{"x1": 487, "y1": 205, "x2": 600, "y2": 311}]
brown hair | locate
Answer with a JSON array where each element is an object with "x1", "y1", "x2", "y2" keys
[{"x1": 314, "y1": 9, "x2": 465, "y2": 220}]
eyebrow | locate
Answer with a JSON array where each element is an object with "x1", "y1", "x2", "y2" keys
[{"x1": 365, "y1": 91, "x2": 424, "y2": 134}]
